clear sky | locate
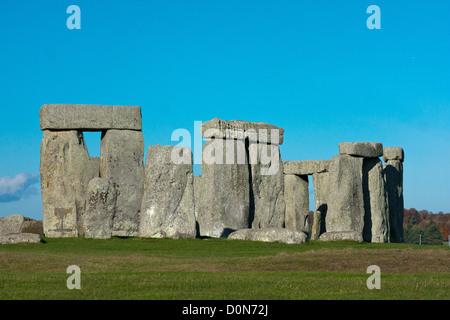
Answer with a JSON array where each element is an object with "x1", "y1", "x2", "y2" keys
[{"x1": 0, "y1": 0, "x2": 449, "y2": 220}]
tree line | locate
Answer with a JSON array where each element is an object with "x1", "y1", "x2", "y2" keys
[{"x1": 403, "y1": 208, "x2": 449, "y2": 245}]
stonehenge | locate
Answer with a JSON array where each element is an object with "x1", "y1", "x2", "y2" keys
[
  {"x1": 0, "y1": 214, "x2": 43, "y2": 244},
  {"x1": 37, "y1": 104, "x2": 405, "y2": 244}
]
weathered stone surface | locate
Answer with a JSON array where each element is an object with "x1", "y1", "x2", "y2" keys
[
  {"x1": 40, "y1": 130, "x2": 94, "y2": 237},
  {"x1": 249, "y1": 142, "x2": 285, "y2": 229},
  {"x1": 90, "y1": 157, "x2": 100, "y2": 178},
  {"x1": 0, "y1": 214, "x2": 24, "y2": 234},
  {"x1": 39, "y1": 104, "x2": 142, "y2": 131},
  {"x1": 84, "y1": 178, "x2": 117, "y2": 239},
  {"x1": 140, "y1": 145, "x2": 196, "y2": 239},
  {"x1": 283, "y1": 160, "x2": 330, "y2": 175},
  {"x1": 383, "y1": 147, "x2": 404, "y2": 163},
  {"x1": 310, "y1": 211, "x2": 322, "y2": 240},
  {"x1": 326, "y1": 155, "x2": 365, "y2": 235},
  {"x1": 201, "y1": 118, "x2": 284, "y2": 145},
  {"x1": 384, "y1": 160, "x2": 404, "y2": 243},
  {"x1": 100, "y1": 129, "x2": 144, "y2": 237},
  {"x1": 363, "y1": 158, "x2": 389, "y2": 243},
  {"x1": 193, "y1": 175, "x2": 201, "y2": 237},
  {"x1": 0, "y1": 233, "x2": 41, "y2": 244},
  {"x1": 196, "y1": 138, "x2": 250, "y2": 238},
  {"x1": 312, "y1": 171, "x2": 329, "y2": 213},
  {"x1": 228, "y1": 228, "x2": 308, "y2": 244},
  {"x1": 284, "y1": 174, "x2": 309, "y2": 232},
  {"x1": 319, "y1": 231, "x2": 363, "y2": 243},
  {"x1": 339, "y1": 142, "x2": 383, "y2": 158},
  {"x1": 20, "y1": 218, "x2": 44, "y2": 237}
]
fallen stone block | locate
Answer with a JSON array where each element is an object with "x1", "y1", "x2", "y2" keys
[
  {"x1": 0, "y1": 233, "x2": 42, "y2": 244},
  {"x1": 339, "y1": 142, "x2": 383, "y2": 158},
  {"x1": 318, "y1": 231, "x2": 363, "y2": 242},
  {"x1": 228, "y1": 228, "x2": 308, "y2": 244},
  {"x1": 39, "y1": 104, "x2": 142, "y2": 131},
  {"x1": 283, "y1": 160, "x2": 330, "y2": 175}
]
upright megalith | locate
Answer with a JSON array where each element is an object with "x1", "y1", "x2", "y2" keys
[
  {"x1": 312, "y1": 172, "x2": 329, "y2": 239},
  {"x1": 100, "y1": 129, "x2": 144, "y2": 237},
  {"x1": 363, "y1": 158, "x2": 389, "y2": 243},
  {"x1": 196, "y1": 118, "x2": 285, "y2": 237},
  {"x1": 140, "y1": 145, "x2": 196, "y2": 239},
  {"x1": 248, "y1": 142, "x2": 285, "y2": 229},
  {"x1": 325, "y1": 154, "x2": 365, "y2": 236},
  {"x1": 383, "y1": 147, "x2": 404, "y2": 243},
  {"x1": 90, "y1": 157, "x2": 100, "y2": 178},
  {"x1": 196, "y1": 137, "x2": 250, "y2": 237},
  {"x1": 84, "y1": 178, "x2": 117, "y2": 239},
  {"x1": 40, "y1": 130, "x2": 94, "y2": 237},
  {"x1": 284, "y1": 174, "x2": 309, "y2": 232}
]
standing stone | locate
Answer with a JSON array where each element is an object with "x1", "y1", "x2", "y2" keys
[
  {"x1": 249, "y1": 142, "x2": 285, "y2": 229},
  {"x1": 196, "y1": 138, "x2": 250, "y2": 237},
  {"x1": 90, "y1": 157, "x2": 100, "y2": 178},
  {"x1": 84, "y1": 178, "x2": 117, "y2": 239},
  {"x1": 284, "y1": 174, "x2": 309, "y2": 232},
  {"x1": 384, "y1": 159, "x2": 404, "y2": 243},
  {"x1": 363, "y1": 158, "x2": 389, "y2": 243},
  {"x1": 100, "y1": 129, "x2": 144, "y2": 237},
  {"x1": 193, "y1": 175, "x2": 202, "y2": 237},
  {"x1": 40, "y1": 130, "x2": 94, "y2": 237},
  {"x1": 312, "y1": 171, "x2": 329, "y2": 239},
  {"x1": 140, "y1": 145, "x2": 196, "y2": 239},
  {"x1": 325, "y1": 154, "x2": 365, "y2": 236},
  {"x1": 310, "y1": 211, "x2": 322, "y2": 240}
]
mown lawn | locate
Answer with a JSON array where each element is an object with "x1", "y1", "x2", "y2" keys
[{"x1": 0, "y1": 237, "x2": 448, "y2": 300}]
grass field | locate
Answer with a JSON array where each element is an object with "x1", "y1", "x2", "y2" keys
[{"x1": 0, "y1": 237, "x2": 448, "y2": 300}]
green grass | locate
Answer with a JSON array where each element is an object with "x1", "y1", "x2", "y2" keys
[{"x1": 0, "y1": 237, "x2": 448, "y2": 300}]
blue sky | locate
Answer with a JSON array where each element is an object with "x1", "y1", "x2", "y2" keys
[{"x1": 0, "y1": 0, "x2": 449, "y2": 219}]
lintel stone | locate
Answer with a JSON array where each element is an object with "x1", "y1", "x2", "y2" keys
[
  {"x1": 383, "y1": 147, "x2": 404, "y2": 162},
  {"x1": 339, "y1": 142, "x2": 383, "y2": 158},
  {"x1": 39, "y1": 104, "x2": 142, "y2": 131},
  {"x1": 283, "y1": 160, "x2": 330, "y2": 175},
  {"x1": 201, "y1": 118, "x2": 284, "y2": 145}
]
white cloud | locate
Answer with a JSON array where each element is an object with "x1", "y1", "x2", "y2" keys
[{"x1": 0, "y1": 173, "x2": 39, "y2": 202}]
